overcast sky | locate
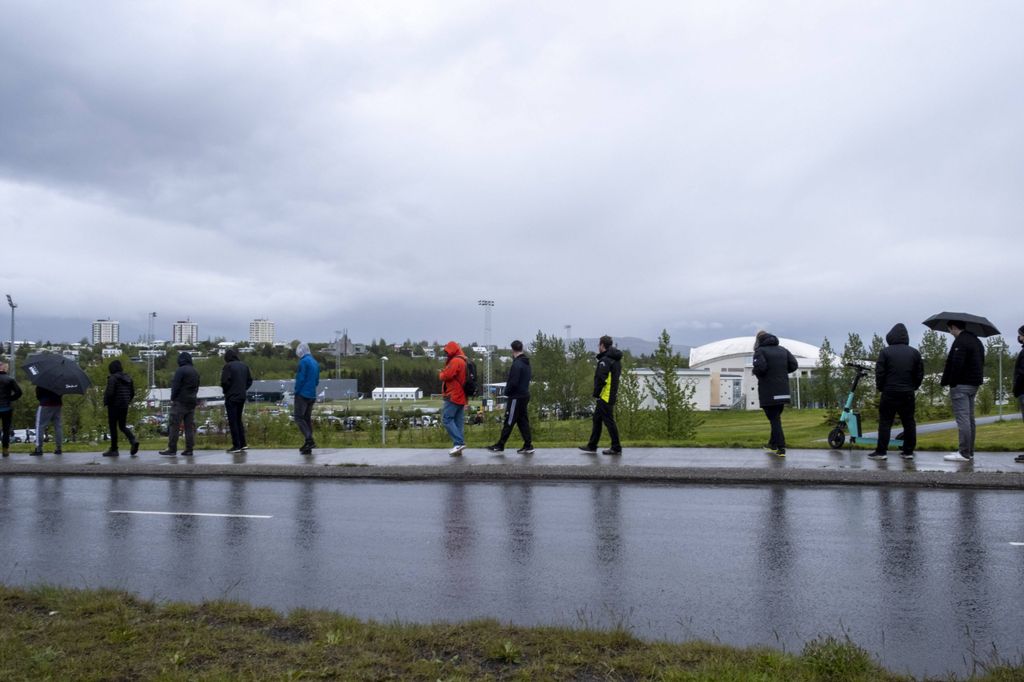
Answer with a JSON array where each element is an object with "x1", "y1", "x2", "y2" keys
[{"x1": 1, "y1": 1, "x2": 1021, "y2": 349}]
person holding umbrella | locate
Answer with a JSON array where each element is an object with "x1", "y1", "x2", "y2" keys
[
  {"x1": 33, "y1": 386, "x2": 63, "y2": 456},
  {"x1": 22, "y1": 352, "x2": 92, "y2": 456},
  {"x1": 0, "y1": 362, "x2": 23, "y2": 456},
  {"x1": 940, "y1": 320, "x2": 985, "y2": 462},
  {"x1": 1013, "y1": 325, "x2": 1024, "y2": 464},
  {"x1": 101, "y1": 360, "x2": 139, "y2": 457}
]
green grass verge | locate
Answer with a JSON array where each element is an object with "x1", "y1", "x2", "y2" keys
[
  {"x1": 7, "y1": 584, "x2": 1022, "y2": 680},
  {"x1": 7, "y1": 409, "x2": 1023, "y2": 454}
]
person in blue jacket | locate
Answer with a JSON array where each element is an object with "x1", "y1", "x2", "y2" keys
[{"x1": 294, "y1": 342, "x2": 320, "y2": 454}]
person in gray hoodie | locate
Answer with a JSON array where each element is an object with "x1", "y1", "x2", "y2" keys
[
  {"x1": 870, "y1": 323, "x2": 924, "y2": 460},
  {"x1": 160, "y1": 352, "x2": 200, "y2": 457}
]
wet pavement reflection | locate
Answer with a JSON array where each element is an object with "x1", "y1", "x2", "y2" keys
[{"x1": 1, "y1": 476, "x2": 1023, "y2": 678}]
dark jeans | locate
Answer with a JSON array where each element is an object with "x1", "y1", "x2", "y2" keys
[
  {"x1": 1, "y1": 410, "x2": 11, "y2": 449},
  {"x1": 107, "y1": 406, "x2": 136, "y2": 451},
  {"x1": 496, "y1": 396, "x2": 532, "y2": 448},
  {"x1": 167, "y1": 401, "x2": 195, "y2": 452},
  {"x1": 762, "y1": 404, "x2": 786, "y2": 448},
  {"x1": 225, "y1": 400, "x2": 247, "y2": 449},
  {"x1": 876, "y1": 391, "x2": 916, "y2": 454},
  {"x1": 588, "y1": 399, "x2": 620, "y2": 450},
  {"x1": 294, "y1": 395, "x2": 315, "y2": 444}
]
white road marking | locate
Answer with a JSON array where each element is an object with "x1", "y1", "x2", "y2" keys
[
  {"x1": 109, "y1": 510, "x2": 272, "y2": 519},
  {"x1": 1011, "y1": 542, "x2": 1024, "y2": 546}
]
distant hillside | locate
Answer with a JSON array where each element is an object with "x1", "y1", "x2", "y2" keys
[{"x1": 578, "y1": 336, "x2": 691, "y2": 358}]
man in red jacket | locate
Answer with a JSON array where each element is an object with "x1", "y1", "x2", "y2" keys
[{"x1": 438, "y1": 341, "x2": 468, "y2": 456}]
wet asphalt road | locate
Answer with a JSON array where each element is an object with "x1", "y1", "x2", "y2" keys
[{"x1": 2, "y1": 476, "x2": 1023, "y2": 678}]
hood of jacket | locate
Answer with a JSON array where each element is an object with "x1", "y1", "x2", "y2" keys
[
  {"x1": 515, "y1": 354, "x2": 531, "y2": 367},
  {"x1": 296, "y1": 342, "x2": 310, "y2": 359},
  {"x1": 755, "y1": 333, "x2": 779, "y2": 350},
  {"x1": 886, "y1": 323, "x2": 910, "y2": 346},
  {"x1": 108, "y1": 359, "x2": 123, "y2": 374},
  {"x1": 598, "y1": 347, "x2": 623, "y2": 362},
  {"x1": 224, "y1": 348, "x2": 240, "y2": 362},
  {"x1": 444, "y1": 341, "x2": 463, "y2": 358},
  {"x1": 178, "y1": 351, "x2": 193, "y2": 366}
]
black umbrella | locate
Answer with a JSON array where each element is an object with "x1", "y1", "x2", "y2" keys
[
  {"x1": 22, "y1": 353, "x2": 93, "y2": 395},
  {"x1": 922, "y1": 312, "x2": 1001, "y2": 337}
]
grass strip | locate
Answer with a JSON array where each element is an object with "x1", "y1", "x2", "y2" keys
[{"x1": 2, "y1": 584, "x2": 1022, "y2": 680}]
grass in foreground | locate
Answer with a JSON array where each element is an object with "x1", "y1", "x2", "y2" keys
[{"x1": 2, "y1": 585, "x2": 1022, "y2": 681}]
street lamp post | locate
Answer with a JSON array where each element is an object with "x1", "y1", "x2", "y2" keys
[
  {"x1": 5, "y1": 295, "x2": 15, "y2": 377},
  {"x1": 147, "y1": 312, "x2": 157, "y2": 389},
  {"x1": 380, "y1": 356, "x2": 389, "y2": 445},
  {"x1": 997, "y1": 337, "x2": 1006, "y2": 421}
]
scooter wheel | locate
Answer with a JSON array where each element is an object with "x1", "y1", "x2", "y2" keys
[{"x1": 828, "y1": 427, "x2": 846, "y2": 449}]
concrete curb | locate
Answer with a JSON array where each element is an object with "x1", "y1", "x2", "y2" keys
[{"x1": 3, "y1": 463, "x2": 1024, "y2": 490}]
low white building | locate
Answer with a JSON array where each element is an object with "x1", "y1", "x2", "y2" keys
[
  {"x1": 372, "y1": 387, "x2": 423, "y2": 400},
  {"x1": 630, "y1": 368, "x2": 713, "y2": 411},
  {"x1": 101, "y1": 347, "x2": 122, "y2": 358},
  {"x1": 688, "y1": 336, "x2": 833, "y2": 409}
]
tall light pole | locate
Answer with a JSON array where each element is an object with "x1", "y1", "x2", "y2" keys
[
  {"x1": 334, "y1": 330, "x2": 343, "y2": 379},
  {"x1": 380, "y1": 356, "x2": 389, "y2": 445},
  {"x1": 5, "y1": 295, "x2": 16, "y2": 377},
  {"x1": 478, "y1": 300, "x2": 494, "y2": 402},
  {"x1": 147, "y1": 312, "x2": 157, "y2": 388},
  {"x1": 997, "y1": 336, "x2": 1006, "y2": 421}
]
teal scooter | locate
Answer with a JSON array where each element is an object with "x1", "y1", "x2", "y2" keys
[{"x1": 827, "y1": 363, "x2": 903, "y2": 450}]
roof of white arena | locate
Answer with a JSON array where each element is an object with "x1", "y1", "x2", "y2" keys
[{"x1": 689, "y1": 336, "x2": 823, "y2": 368}]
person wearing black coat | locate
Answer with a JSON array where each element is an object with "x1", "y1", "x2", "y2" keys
[
  {"x1": 752, "y1": 331, "x2": 798, "y2": 456},
  {"x1": 487, "y1": 340, "x2": 534, "y2": 454},
  {"x1": 160, "y1": 352, "x2": 200, "y2": 457},
  {"x1": 220, "y1": 348, "x2": 253, "y2": 453},
  {"x1": 1013, "y1": 325, "x2": 1024, "y2": 464},
  {"x1": 102, "y1": 359, "x2": 138, "y2": 456},
  {"x1": 580, "y1": 335, "x2": 623, "y2": 455},
  {"x1": 870, "y1": 323, "x2": 924, "y2": 460},
  {"x1": 0, "y1": 362, "x2": 23, "y2": 456},
  {"x1": 940, "y1": 321, "x2": 985, "y2": 462}
]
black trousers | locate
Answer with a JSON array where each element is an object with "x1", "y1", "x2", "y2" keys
[
  {"x1": 107, "y1": 406, "x2": 136, "y2": 451},
  {"x1": 588, "y1": 399, "x2": 620, "y2": 450},
  {"x1": 497, "y1": 396, "x2": 532, "y2": 448},
  {"x1": 225, "y1": 400, "x2": 247, "y2": 449},
  {"x1": 762, "y1": 404, "x2": 786, "y2": 448},
  {"x1": 1, "y1": 410, "x2": 11, "y2": 449},
  {"x1": 167, "y1": 401, "x2": 195, "y2": 451},
  {"x1": 877, "y1": 391, "x2": 916, "y2": 454}
]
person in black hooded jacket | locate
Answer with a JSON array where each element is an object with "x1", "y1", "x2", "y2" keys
[
  {"x1": 0, "y1": 362, "x2": 22, "y2": 456},
  {"x1": 102, "y1": 359, "x2": 138, "y2": 456},
  {"x1": 752, "y1": 331, "x2": 798, "y2": 456},
  {"x1": 160, "y1": 351, "x2": 200, "y2": 457},
  {"x1": 1014, "y1": 325, "x2": 1024, "y2": 464},
  {"x1": 870, "y1": 323, "x2": 924, "y2": 460},
  {"x1": 220, "y1": 348, "x2": 253, "y2": 453},
  {"x1": 580, "y1": 335, "x2": 623, "y2": 455},
  {"x1": 940, "y1": 321, "x2": 985, "y2": 462}
]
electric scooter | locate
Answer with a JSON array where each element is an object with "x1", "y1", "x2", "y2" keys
[{"x1": 827, "y1": 363, "x2": 903, "y2": 450}]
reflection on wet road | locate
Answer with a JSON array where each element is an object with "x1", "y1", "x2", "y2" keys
[{"x1": 2, "y1": 476, "x2": 1022, "y2": 678}]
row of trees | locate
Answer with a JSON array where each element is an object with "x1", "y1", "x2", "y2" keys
[{"x1": 810, "y1": 330, "x2": 1017, "y2": 419}]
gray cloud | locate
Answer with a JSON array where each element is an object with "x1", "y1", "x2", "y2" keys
[{"x1": 2, "y1": 1, "x2": 1022, "y2": 348}]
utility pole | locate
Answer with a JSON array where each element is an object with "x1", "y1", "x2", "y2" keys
[
  {"x1": 478, "y1": 300, "x2": 494, "y2": 401},
  {"x1": 334, "y1": 330, "x2": 343, "y2": 380},
  {"x1": 147, "y1": 312, "x2": 157, "y2": 389},
  {"x1": 5, "y1": 295, "x2": 16, "y2": 377}
]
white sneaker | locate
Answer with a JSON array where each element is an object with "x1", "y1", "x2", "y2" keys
[
  {"x1": 448, "y1": 445, "x2": 465, "y2": 457},
  {"x1": 943, "y1": 452, "x2": 973, "y2": 462}
]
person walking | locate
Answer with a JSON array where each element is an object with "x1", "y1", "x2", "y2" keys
[
  {"x1": 220, "y1": 348, "x2": 253, "y2": 454},
  {"x1": 32, "y1": 386, "x2": 63, "y2": 455},
  {"x1": 101, "y1": 360, "x2": 139, "y2": 457},
  {"x1": 941, "y1": 320, "x2": 984, "y2": 462},
  {"x1": 1013, "y1": 325, "x2": 1024, "y2": 464},
  {"x1": 487, "y1": 339, "x2": 534, "y2": 454},
  {"x1": 438, "y1": 341, "x2": 468, "y2": 456},
  {"x1": 579, "y1": 335, "x2": 623, "y2": 455},
  {"x1": 0, "y1": 362, "x2": 23, "y2": 457},
  {"x1": 869, "y1": 323, "x2": 924, "y2": 461},
  {"x1": 294, "y1": 342, "x2": 320, "y2": 454},
  {"x1": 752, "y1": 330, "x2": 798, "y2": 456},
  {"x1": 160, "y1": 351, "x2": 200, "y2": 457}
]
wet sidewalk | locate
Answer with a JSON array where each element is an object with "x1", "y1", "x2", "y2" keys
[{"x1": 2, "y1": 445, "x2": 1023, "y2": 489}]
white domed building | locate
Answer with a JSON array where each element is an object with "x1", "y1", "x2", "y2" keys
[{"x1": 688, "y1": 336, "x2": 830, "y2": 409}]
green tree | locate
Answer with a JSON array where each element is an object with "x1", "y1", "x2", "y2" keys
[
  {"x1": 648, "y1": 329, "x2": 702, "y2": 440},
  {"x1": 812, "y1": 337, "x2": 839, "y2": 409},
  {"x1": 839, "y1": 333, "x2": 867, "y2": 390},
  {"x1": 863, "y1": 333, "x2": 886, "y2": 413},
  {"x1": 616, "y1": 354, "x2": 648, "y2": 439},
  {"x1": 918, "y1": 330, "x2": 949, "y2": 416}
]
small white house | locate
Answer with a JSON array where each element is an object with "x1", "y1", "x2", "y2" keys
[
  {"x1": 101, "y1": 348, "x2": 122, "y2": 358},
  {"x1": 630, "y1": 368, "x2": 713, "y2": 411},
  {"x1": 372, "y1": 387, "x2": 423, "y2": 401}
]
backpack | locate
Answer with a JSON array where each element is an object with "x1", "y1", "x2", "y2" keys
[{"x1": 462, "y1": 357, "x2": 478, "y2": 397}]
